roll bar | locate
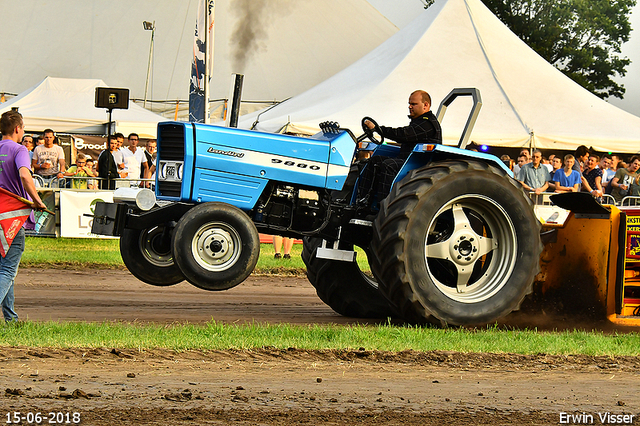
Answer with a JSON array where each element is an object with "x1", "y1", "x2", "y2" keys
[{"x1": 435, "y1": 88, "x2": 483, "y2": 150}]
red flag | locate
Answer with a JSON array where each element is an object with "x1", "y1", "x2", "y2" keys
[{"x1": 0, "y1": 190, "x2": 31, "y2": 257}]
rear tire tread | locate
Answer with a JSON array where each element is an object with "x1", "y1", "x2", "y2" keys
[
  {"x1": 302, "y1": 237, "x2": 396, "y2": 318},
  {"x1": 371, "y1": 159, "x2": 542, "y2": 325}
]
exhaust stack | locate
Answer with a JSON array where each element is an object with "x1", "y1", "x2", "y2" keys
[{"x1": 226, "y1": 73, "x2": 244, "y2": 128}]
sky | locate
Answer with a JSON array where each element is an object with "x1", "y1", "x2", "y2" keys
[{"x1": 367, "y1": 0, "x2": 640, "y2": 118}]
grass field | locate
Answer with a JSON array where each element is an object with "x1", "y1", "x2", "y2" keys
[
  {"x1": 20, "y1": 237, "x2": 310, "y2": 271},
  {"x1": 1, "y1": 320, "x2": 639, "y2": 356},
  {"x1": 20, "y1": 237, "x2": 371, "y2": 274},
  {"x1": 21, "y1": 237, "x2": 124, "y2": 268},
  {"x1": 13, "y1": 237, "x2": 640, "y2": 356}
]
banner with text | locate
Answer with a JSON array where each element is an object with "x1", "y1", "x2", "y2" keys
[{"x1": 59, "y1": 190, "x2": 115, "y2": 238}]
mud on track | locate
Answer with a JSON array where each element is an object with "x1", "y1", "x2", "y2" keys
[
  {"x1": 3, "y1": 268, "x2": 640, "y2": 425},
  {"x1": 1, "y1": 346, "x2": 639, "y2": 426}
]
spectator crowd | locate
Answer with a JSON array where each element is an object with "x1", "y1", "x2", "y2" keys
[
  {"x1": 500, "y1": 145, "x2": 640, "y2": 205},
  {"x1": 20, "y1": 130, "x2": 157, "y2": 190},
  {"x1": 17, "y1": 129, "x2": 639, "y2": 206}
]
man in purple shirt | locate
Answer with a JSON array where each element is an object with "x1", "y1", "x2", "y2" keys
[{"x1": 0, "y1": 111, "x2": 46, "y2": 323}]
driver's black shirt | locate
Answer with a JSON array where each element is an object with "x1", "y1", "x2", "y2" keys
[{"x1": 379, "y1": 111, "x2": 442, "y2": 158}]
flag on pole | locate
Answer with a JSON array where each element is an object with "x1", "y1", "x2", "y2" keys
[
  {"x1": 0, "y1": 189, "x2": 31, "y2": 257},
  {"x1": 189, "y1": 0, "x2": 215, "y2": 123}
]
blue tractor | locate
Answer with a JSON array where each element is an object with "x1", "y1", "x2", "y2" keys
[{"x1": 92, "y1": 89, "x2": 541, "y2": 326}]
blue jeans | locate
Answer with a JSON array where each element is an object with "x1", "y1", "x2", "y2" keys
[{"x1": 0, "y1": 227, "x2": 24, "y2": 322}]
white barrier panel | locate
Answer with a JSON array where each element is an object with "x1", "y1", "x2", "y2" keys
[{"x1": 59, "y1": 190, "x2": 116, "y2": 238}]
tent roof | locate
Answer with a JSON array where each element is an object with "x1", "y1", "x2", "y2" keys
[
  {"x1": 0, "y1": 77, "x2": 166, "y2": 137},
  {"x1": 209, "y1": 0, "x2": 397, "y2": 102},
  {"x1": 0, "y1": 0, "x2": 396, "y2": 105},
  {"x1": 240, "y1": 0, "x2": 640, "y2": 153}
]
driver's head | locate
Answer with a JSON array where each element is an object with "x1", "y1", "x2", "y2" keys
[{"x1": 408, "y1": 90, "x2": 431, "y2": 119}]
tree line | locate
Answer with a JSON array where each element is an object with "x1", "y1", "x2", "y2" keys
[{"x1": 423, "y1": 0, "x2": 637, "y2": 100}]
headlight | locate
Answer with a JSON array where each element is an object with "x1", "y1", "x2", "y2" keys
[
  {"x1": 113, "y1": 188, "x2": 156, "y2": 211},
  {"x1": 159, "y1": 161, "x2": 184, "y2": 182}
]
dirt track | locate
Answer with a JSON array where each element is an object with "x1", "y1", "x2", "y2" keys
[
  {"x1": 2, "y1": 268, "x2": 639, "y2": 425},
  {"x1": 14, "y1": 268, "x2": 350, "y2": 325}
]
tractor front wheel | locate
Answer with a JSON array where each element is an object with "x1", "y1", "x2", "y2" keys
[
  {"x1": 120, "y1": 225, "x2": 184, "y2": 286},
  {"x1": 172, "y1": 203, "x2": 260, "y2": 291}
]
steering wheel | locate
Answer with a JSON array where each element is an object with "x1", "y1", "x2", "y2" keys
[{"x1": 360, "y1": 117, "x2": 385, "y2": 145}]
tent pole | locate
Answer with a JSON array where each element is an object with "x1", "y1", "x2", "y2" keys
[
  {"x1": 105, "y1": 108, "x2": 114, "y2": 190},
  {"x1": 529, "y1": 132, "x2": 534, "y2": 153},
  {"x1": 143, "y1": 21, "x2": 155, "y2": 109},
  {"x1": 203, "y1": 0, "x2": 212, "y2": 124}
]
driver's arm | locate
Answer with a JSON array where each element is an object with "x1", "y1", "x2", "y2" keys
[
  {"x1": 380, "y1": 123, "x2": 428, "y2": 144},
  {"x1": 363, "y1": 119, "x2": 396, "y2": 147},
  {"x1": 364, "y1": 120, "x2": 401, "y2": 146}
]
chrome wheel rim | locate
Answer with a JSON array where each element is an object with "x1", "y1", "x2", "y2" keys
[
  {"x1": 139, "y1": 226, "x2": 174, "y2": 268},
  {"x1": 191, "y1": 222, "x2": 241, "y2": 272},
  {"x1": 424, "y1": 195, "x2": 517, "y2": 303}
]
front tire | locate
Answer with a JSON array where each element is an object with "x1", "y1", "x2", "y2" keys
[
  {"x1": 302, "y1": 237, "x2": 397, "y2": 318},
  {"x1": 371, "y1": 160, "x2": 542, "y2": 326},
  {"x1": 120, "y1": 226, "x2": 184, "y2": 286},
  {"x1": 172, "y1": 203, "x2": 260, "y2": 291}
]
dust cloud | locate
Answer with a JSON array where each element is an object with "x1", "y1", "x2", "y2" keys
[{"x1": 229, "y1": 0, "x2": 294, "y2": 72}]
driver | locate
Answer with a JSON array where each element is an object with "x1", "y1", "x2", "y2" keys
[{"x1": 356, "y1": 90, "x2": 442, "y2": 207}]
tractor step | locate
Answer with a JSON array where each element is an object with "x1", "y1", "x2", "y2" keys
[
  {"x1": 316, "y1": 247, "x2": 357, "y2": 262},
  {"x1": 316, "y1": 238, "x2": 357, "y2": 262}
]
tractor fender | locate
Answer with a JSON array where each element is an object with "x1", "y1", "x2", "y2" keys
[{"x1": 395, "y1": 144, "x2": 513, "y2": 187}]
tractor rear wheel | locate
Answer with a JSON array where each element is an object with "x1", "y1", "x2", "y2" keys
[
  {"x1": 302, "y1": 237, "x2": 397, "y2": 318},
  {"x1": 371, "y1": 160, "x2": 542, "y2": 326},
  {"x1": 172, "y1": 202, "x2": 260, "y2": 291}
]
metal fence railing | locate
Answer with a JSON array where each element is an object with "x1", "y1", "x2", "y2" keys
[
  {"x1": 527, "y1": 191, "x2": 617, "y2": 206},
  {"x1": 601, "y1": 194, "x2": 617, "y2": 206},
  {"x1": 527, "y1": 192, "x2": 554, "y2": 206},
  {"x1": 34, "y1": 176, "x2": 154, "y2": 190},
  {"x1": 621, "y1": 196, "x2": 640, "y2": 207}
]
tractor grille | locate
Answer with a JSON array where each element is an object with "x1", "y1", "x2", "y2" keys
[
  {"x1": 158, "y1": 124, "x2": 185, "y2": 198},
  {"x1": 158, "y1": 124, "x2": 185, "y2": 161},
  {"x1": 158, "y1": 181, "x2": 182, "y2": 198}
]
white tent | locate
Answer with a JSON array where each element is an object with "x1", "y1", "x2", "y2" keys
[
  {"x1": 201, "y1": 0, "x2": 399, "y2": 121},
  {"x1": 209, "y1": 0, "x2": 397, "y2": 102},
  {"x1": 0, "y1": 77, "x2": 166, "y2": 137},
  {"x1": 240, "y1": 0, "x2": 640, "y2": 154},
  {"x1": 0, "y1": 0, "x2": 397, "y2": 119}
]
